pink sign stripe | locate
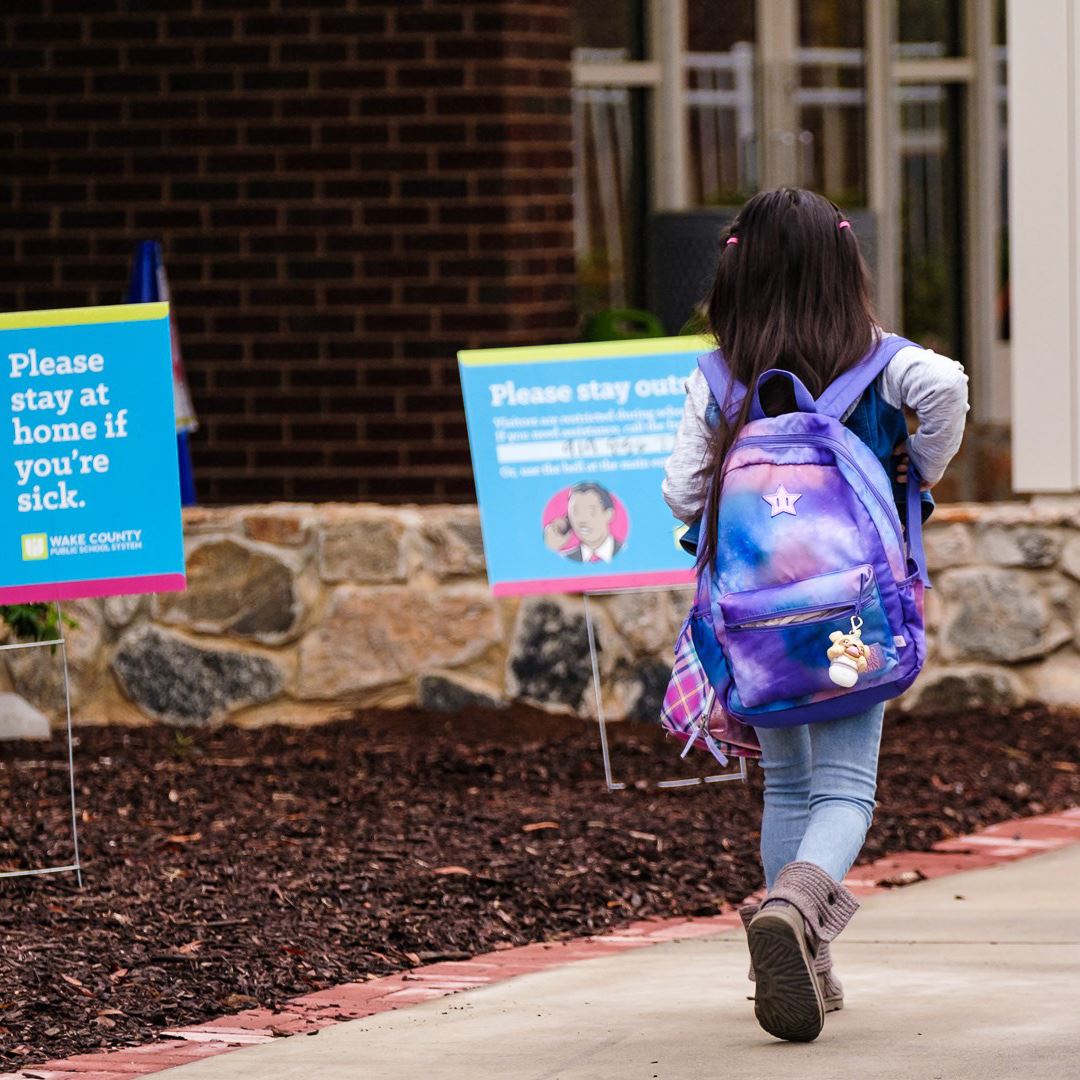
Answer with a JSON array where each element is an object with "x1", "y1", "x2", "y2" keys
[
  {"x1": 0, "y1": 573, "x2": 186, "y2": 605},
  {"x1": 492, "y1": 569, "x2": 694, "y2": 597}
]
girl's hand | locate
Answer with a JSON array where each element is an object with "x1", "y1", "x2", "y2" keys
[{"x1": 893, "y1": 441, "x2": 933, "y2": 491}]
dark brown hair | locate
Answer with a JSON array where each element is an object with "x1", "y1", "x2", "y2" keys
[{"x1": 696, "y1": 187, "x2": 879, "y2": 568}]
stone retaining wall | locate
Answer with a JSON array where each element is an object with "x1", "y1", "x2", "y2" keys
[{"x1": 4, "y1": 499, "x2": 1080, "y2": 733}]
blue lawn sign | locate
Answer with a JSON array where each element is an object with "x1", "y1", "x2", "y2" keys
[
  {"x1": 458, "y1": 336, "x2": 710, "y2": 597},
  {"x1": 126, "y1": 240, "x2": 198, "y2": 505},
  {"x1": 0, "y1": 302, "x2": 186, "y2": 604}
]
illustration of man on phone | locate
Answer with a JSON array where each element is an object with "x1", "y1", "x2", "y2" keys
[{"x1": 542, "y1": 481, "x2": 624, "y2": 563}]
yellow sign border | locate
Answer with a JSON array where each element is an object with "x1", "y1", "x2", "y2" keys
[
  {"x1": 0, "y1": 302, "x2": 169, "y2": 332},
  {"x1": 458, "y1": 333, "x2": 713, "y2": 367}
]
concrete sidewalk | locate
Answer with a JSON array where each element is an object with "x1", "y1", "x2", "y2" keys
[{"x1": 159, "y1": 843, "x2": 1080, "y2": 1080}]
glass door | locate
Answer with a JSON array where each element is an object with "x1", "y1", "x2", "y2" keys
[
  {"x1": 570, "y1": 0, "x2": 1008, "y2": 431},
  {"x1": 679, "y1": 0, "x2": 1004, "y2": 417},
  {"x1": 685, "y1": 0, "x2": 869, "y2": 209}
]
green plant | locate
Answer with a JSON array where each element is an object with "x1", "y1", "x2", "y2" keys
[
  {"x1": 0, "y1": 603, "x2": 77, "y2": 646},
  {"x1": 172, "y1": 731, "x2": 197, "y2": 760},
  {"x1": 582, "y1": 308, "x2": 665, "y2": 341}
]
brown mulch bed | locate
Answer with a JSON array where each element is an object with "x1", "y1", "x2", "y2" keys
[{"x1": 1, "y1": 705, "x2": 1078, "y2": 1070}]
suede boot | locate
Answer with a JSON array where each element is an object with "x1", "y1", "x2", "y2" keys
[
  {"x1": 738, "y1": 901, "x2": 844, "y2": 1013},
  {"x1": 746, "y1": 861, "x2": 859, "y2": 1042}
]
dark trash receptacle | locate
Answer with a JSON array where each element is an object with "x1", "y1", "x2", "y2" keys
[
  {"x1": 647, "y1": 209, "x2": 736, "y2": 336},
  {"x1": 647, "y1": 208, "x2": 878, "y2": 337}
]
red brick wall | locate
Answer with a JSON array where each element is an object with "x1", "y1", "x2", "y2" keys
[{"x1": 1, "y1": 0, "x2": 578, "y2": 503}]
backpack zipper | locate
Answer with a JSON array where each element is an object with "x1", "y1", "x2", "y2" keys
[
  {"x1": 680, "y1": 687, "x2": 714, "y2": 758},
  {"x1": 728, "y1": 601, "x2": 856, "y2": 632},
  {"x1": 678, "y1": 687, "x2": 730, "y2": 766},
  {"x1": 854, "y1": 567, "x2": 870, "y2": 617},
  {"x1": 734, "y1": 433, "x2": 905, "y2": 550},
  {"x1": 726, "y1": 567, "x2": 872, "y2": 631}
]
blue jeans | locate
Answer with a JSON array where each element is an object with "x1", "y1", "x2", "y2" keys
[{"x1": 752, "y1": 702, "x2": 885, "y2": 890}]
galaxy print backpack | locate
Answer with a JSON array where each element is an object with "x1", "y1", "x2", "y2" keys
[{"x1": 661, "y1": 337, "x2": 930, "y2": 766}]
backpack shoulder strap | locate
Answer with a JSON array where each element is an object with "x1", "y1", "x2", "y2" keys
[
  {"x1": 815, "y1": 334, "x2": 916, "y2": 419},
  {"x1": 906, "y1": 457, "x2": 931, "y2": 586},
  {"x1": 697, "y1": 348, "x2": 747, "y2": 421}
]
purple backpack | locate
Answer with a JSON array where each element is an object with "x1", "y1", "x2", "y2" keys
[{"x1": 661, "y1": 338, "x2": 930, "y2": 765}]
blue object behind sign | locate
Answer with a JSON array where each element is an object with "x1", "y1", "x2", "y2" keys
[{"x1": 126, "y1": 240, "x2": 198, "y2": 506}]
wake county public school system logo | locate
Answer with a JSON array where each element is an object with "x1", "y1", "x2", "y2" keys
[
  {"x1": 20, "y1": 533, "x2": 47, "y2": 560},
  {"x1": 20, "y1": 530, "x2": 145, "y2": 560}
]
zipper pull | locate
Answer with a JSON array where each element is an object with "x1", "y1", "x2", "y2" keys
[
  {"x1": 680, "y1": 687, "x2": 716, "y2": 759},
  {"x1": 704, "y1": 733, "x2": 730, "y2": 767},
  {"x1": 680, "y1": 710, "x2": 709, "y2": 758}
]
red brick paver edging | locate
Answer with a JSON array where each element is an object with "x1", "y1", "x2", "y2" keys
[{"x1": 8, "y1": 807, "x2": 1080, "y2": 1080}]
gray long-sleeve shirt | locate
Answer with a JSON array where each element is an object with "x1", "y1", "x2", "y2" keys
[{"x1": 660, "y1": 333, "x2": 970, "y2": 525}]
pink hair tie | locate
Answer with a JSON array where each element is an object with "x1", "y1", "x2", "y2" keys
[
  {"x1": 725, "y1": 236, "x2": 739, "y2": 246},
  {"x1": 838, "y1": 220, "x2": 851, "y2": 231}
]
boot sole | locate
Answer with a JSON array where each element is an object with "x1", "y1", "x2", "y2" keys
[
  {"x1": 747, "y1": 907, "x2": 825, "y2": 1042},
  {"x1": 754, "y1": 975, "x2": 842, "y2": 1012}
]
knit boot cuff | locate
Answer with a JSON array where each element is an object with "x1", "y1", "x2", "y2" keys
[{"x1": 762, "y1": 860, "x2": 859, "y2": 942}]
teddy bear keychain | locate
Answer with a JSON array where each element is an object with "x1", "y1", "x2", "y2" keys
[{"x1": 827, "y1": 616, "x2": 871, "y2": 687}]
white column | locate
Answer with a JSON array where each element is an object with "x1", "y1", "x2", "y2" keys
[
  {"x1": 650, "y1": 0, "x2": 689, "y2": 210},
  {"x1": 757, "y1": 0, "x2": 801, "y2": 187},
  {"x1": 969, "y1": 0, "x2": 1008, "y2": 423},
  {"x1": 1007, "y1": 0, "x2": 1080, "y2": 491},
  {"x1": 865, "y1": 0, "x2": 900, "y2": 328}
]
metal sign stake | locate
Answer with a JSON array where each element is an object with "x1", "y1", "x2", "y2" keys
[
  {"x1": 582, "y1": 593, "x2": 625, "y2": 792},
  {"x1": 0, "y1": 601, "x2": 82, "y2": 885},
  {"x1": 582, "y1": 589, "x2": 749, "y2": 792}
]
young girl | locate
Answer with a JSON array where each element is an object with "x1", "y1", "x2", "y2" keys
[{"x1": 662, "y1": 187, "x2": 968, "y2": 1042}]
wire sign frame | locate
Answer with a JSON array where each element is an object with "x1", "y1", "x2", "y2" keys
[
  {"x1": 0, "y1": 602, "x2": 82, "y2": 886},
  {"x1": 582, "y1": 589, "x2": 749, "y2": 792}
]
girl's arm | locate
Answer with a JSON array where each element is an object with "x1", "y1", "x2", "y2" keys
[
  {"x1": 661, "y1": 368, "x2": 714, "y2": 524},
  {"x1": 878, "y1": 344, "x2": 970, "y2": 485}
]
